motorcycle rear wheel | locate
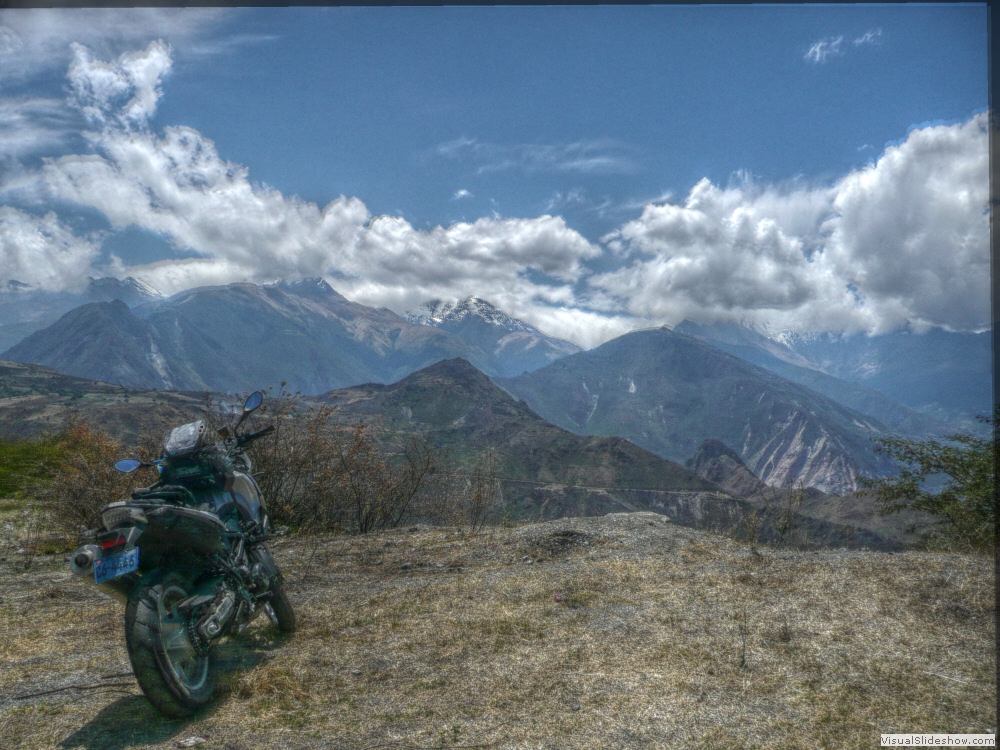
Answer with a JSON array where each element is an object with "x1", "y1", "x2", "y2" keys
[
  {"x1": 264, "y1": 577, "x2": 296, "y2": 634},
  {"x1": 125, "y1": 572, "x2": 216, "y2": 717}
]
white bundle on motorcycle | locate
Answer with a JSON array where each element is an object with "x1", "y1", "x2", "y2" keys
[
  {"x1": 161, "y1": 420, "x2": 233, "y2": 489},
  {"x1": 165, "y1": 420, "x2": 211, "y2": 456}
]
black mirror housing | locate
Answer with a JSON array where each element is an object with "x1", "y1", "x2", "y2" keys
[{"x1": 243, "y1": 391, "x2": 264, "y2": 413}]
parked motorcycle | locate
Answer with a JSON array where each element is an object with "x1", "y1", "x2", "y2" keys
[{"x1": 68, "y1": 390, "x2": 295, "y2": 717}]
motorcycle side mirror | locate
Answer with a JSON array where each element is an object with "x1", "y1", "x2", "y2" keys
[
  {"x1": 234, "y1": 390, "x2": 265, "y2": 434},
  {"x1": 243, "y1": 391, "x2": 264, "y2": 413},
  {"x1": 114, "y1": 459, "x2": 143, "y2": 473}
]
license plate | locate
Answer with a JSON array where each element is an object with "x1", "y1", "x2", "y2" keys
[{"x1": 94, "y1": 547, "x2": 139, "y2": 583}]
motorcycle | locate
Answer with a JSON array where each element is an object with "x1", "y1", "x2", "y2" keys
[{"x1": 68, "y1": 390, "x2": 295, "y2": 717}]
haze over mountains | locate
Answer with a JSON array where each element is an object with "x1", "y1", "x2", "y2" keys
[
  {"x1": 674, "y1": 320, "x2": 989, "y2": 434},
  {"x1": 0, "y1": 276, "x2": 164, "y2": 354},
  {"x1": 0, "y1": 276, "x2": 988, "y2": 498}
]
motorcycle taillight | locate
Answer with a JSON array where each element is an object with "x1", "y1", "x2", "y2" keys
[{"x1": 99, "y1": 532, "x2": 126, "y2": 551}]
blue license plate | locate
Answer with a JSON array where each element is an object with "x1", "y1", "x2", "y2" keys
[{"x1": 94, "y1": 547, "x2": 139, "y2": 583}]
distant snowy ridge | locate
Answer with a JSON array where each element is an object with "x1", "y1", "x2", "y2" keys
[
  {"x1": 408, "y1": 295, "x2": 582, "y2": 377},
  {"x1": 87, "y1": 276, "x2": 165, "y2": 301},
  {"x1": 407, "y1": 296, "x2": 542, "y2": 335}
]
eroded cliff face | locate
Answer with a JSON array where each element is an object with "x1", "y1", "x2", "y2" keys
[{"x1": 740, "y1": 410, "x2": 868, "y2": 496}]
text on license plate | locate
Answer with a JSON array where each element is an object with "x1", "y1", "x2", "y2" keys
[{"x1": 94, "y1": 547, "x2": 139, "y2": 583}]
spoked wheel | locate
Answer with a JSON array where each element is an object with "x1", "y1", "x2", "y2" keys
[{"x1": 125, "y1": 573, "x2": 216, "y2": 717}]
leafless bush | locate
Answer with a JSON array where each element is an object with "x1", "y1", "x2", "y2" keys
[
  {"x1": 461, "y1": 449, "x2": 503, "y2": 534},
  {"x1": 741, "y1": 509, "x2": 764, "y2": 552},
  {"x1": 759, "y1": 482, "x2": 805, "y2": 548},
  {"x1": 27, "y1": 386, "x2": 497, "y2": 543},
  {"x1": 244, "y1": 386, "x2": 348, "y2": 534},
  {"x1": 34, "y1": 419, "x2": 154, "y2": 537},
  {"x1": 410, "y1": 449, "x2": 502, "y2": 534},
  {"x1": 333, "y1": 425, "x2": 438, "y2": 534},
  {"x1": 739, "y1": 481, "x2": 806, "y2": 550},
  {"x1": 240, "y1": 387, "x2": 444, "y2": 535},
  {"x1": 14, "y1": 506, "x2": 44, "y2": 570}
]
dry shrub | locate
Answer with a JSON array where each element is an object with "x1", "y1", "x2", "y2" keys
[
  {"x1": 34, "y1": 419, "x2": 154, "y2": 537},
  {"x1": 241, "y1": 386, "x2": 443, "y2": 536},
  {"x1": 415, "y1": 449, "x2": 502, "y2": 533}
]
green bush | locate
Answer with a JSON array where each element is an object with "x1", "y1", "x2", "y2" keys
[{"x1": 862, "y1": 416, "x2": 995, "y2": 554}]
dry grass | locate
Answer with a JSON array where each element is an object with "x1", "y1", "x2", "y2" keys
[{"x1": 0, "y1": 512, "x2": 994, "y2": 749}]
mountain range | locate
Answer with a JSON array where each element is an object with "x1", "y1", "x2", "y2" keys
[
  {"x1": 2, "y1": 280, "x2": 576, "y2": 393},
  {"x1": 674, "y1": 320, "x2": 990, "y2": 434},
  {"x1": 496, "y1": 326, "x2": 896, "y2": 495},
  {"x1": 0, "y1": 277, "x2": 986, "y2": 497}
]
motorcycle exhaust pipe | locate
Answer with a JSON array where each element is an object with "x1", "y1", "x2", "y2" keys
[
  {"x1": 69, "y1": 544, "x2": 132, "y2": 604},
  {"x1": 70, "y1": 544, "x2": 102, "y2": 576}
]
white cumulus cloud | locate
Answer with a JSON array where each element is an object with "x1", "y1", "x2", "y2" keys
[
  {"x1": 593, "y1": 113, "x2": 989, "y2": 336},
  {"x1": 68, "y1": 40, "x2": 172, "y2": 127},
  {"x1": 0, "y1": 206, "x2": 101, "y2": 292},
  {"x1": 0, "y1": 8, "x2": 228, "y2": 84},
  {"x1": 0, "y1": 41, "x2": 988, "y2": 350},
  {"x1": 822, "y1": 114, "x2": 989, "y2": 333},
  {"x1": 4, "y1": 43, "x2": 605, "y2": 342}
]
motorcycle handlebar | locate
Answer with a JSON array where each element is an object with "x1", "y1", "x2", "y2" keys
[{"x1": 237, "y1": 424, "x2": 275, "y2": 447}]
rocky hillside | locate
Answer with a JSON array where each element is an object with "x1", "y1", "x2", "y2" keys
[
  {"x1": 685, "y1": 437, "x2": 928, "y2": 549},
  {"x1": 685, "y1": 438, "x2": 765, "y2": 499},
  {"x1": 0, "y1": 359, "x2": 205, "y2": 442},
  {"x1": 320, "y1": 358, "x2": 736, "y2": 525}
]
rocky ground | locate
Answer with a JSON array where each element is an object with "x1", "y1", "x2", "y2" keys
[{"x1": 0, "y1": 512, "x2": 995, "y2": 749}]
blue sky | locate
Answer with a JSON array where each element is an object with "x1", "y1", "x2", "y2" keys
[{"x1": 0, "y1": 5, "x2": 988, "y2": 346}]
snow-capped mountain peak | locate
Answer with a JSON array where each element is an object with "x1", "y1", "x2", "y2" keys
[
  {"x1": 408, "y1": 296, "x2": 540, "y2": 334},
  {"x1": 407, "y1": 296, "x2": 582, "y2": 376},
  {"x1": 86, "y1": 276, "x2": 165, "y2": 302}
]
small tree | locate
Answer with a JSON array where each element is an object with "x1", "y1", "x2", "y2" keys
[{"x1": 861, "y1": 417, "x2": 995, "y2": 554}]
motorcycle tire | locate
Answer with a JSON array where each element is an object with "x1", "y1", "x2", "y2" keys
[
  {"x1": 265, "y1": 577, "x2": 296, "y2": 634},
  {"x1": 124, "y1": 572, "x2": 216, "y2": 717}
]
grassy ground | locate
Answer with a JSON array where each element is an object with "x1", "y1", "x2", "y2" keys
[{"x1": 0, "y1": 510, "x2": 994, "y2": 749}]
